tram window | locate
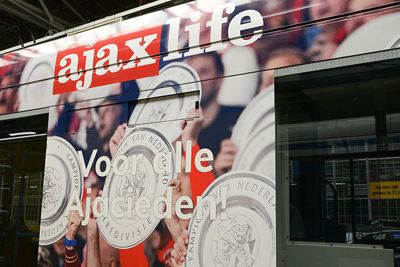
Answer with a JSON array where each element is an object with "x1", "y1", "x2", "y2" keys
[{"x1": 276, "y1": 58, "x2": 400, "y2": 252}]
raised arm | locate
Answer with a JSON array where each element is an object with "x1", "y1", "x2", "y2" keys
[{"x1": 65, "y1": 211, "x2": 82, "y2": 267}]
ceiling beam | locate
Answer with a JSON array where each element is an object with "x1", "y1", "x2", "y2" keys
[
  {"x1": 60, "y1": 0, "x2": 87, "y2": 23},
  {"x1": 9, "y1": 0, "x2": 64, "y2": 30},
  {"x1": 0, "y1": 11, "x2": 36, "y2": 42},
  {"x1": 38, "y1": 0, "x2": 55, "y2": 26},
  {"x1": 0, "y1": 4, "x2": 53, "y2": 31},
  {"x1": 17, "y1": 0, "x2": 72, "y2": 26},
  {"x1": 0, "y1": 21, "x2": 24, "y2": 46},
  {"x1": 8, "y1": 0, "x2": 72, "y2": 28}
]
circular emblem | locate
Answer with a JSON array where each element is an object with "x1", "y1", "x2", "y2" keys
[
  {"x1": 334, "y1": 12, "x2": 400, "y2": 58},
  {"x1": 185, "y1": 171, "x2": 276, "y2": 267},
  {"x1": 232, "y1": 123, "x2": 275, "y2": 180},
  {"x1": 39, "y1": 136, "x2": 83, "y2": 246},
  {"x1": 231, "y1": 86, "x2": 274, "y2": 150},
  {"x1": 18, "y1": 55, "x2": 60, "y2": 112},
  {"x1": 98, "y1": 127, "x2": 175, "y2": 249},
  {"x1": 129, "y1": 62, "x2": 201, "y2": 142},
  {"x1": 388, "y1": 33, "x2": 400, "y2": 49}
]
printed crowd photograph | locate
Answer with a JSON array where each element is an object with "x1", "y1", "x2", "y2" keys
[{"x1": 0, "y1": 0, "x2": 400, "y2": 267}]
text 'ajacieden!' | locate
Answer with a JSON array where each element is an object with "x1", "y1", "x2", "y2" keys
[{"x1": 65, "y1": 186, "x2": 228, "y2": 226}]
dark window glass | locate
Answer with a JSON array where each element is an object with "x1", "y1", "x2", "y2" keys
[
  {"x1": 276, "y1": 57, "x2": 400, "y2": 258},
  {"x1": 0, "y1": 114, "x2": 47, "y2": 266}
]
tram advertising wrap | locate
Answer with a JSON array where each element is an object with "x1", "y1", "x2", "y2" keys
[{"x1": 0, "y1": 0, "x2": 399, "y2": 266}]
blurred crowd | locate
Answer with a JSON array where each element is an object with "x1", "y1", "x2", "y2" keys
[{"x1": 0, "y1": 0, "x2": 399, "y2": 266}]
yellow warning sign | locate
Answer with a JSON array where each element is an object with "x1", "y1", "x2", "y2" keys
[{"x1": 370, "y1": 181, "x2": 400, "y2": 199}]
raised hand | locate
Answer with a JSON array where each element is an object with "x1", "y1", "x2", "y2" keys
[
  {"x1": 65, "y1": 210, "x2": 82, "y2": 250},
  {"x1": 109, "y1": 123, "x2": 127, "y2": 157},
  {"x1": 170, "y1": 229, "x2": 189, "y2": 267},
  {"x1": 164, "y1": 179, "x2": 192, "y2": 242},
  {"x1": 213, "y1": 139, "x2": 237, "y2": 177},
  {"x1": 180, "y1": 108, "x2": 204, "y2": 148}
]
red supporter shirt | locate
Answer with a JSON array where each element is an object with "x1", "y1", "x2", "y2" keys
[{"x1": 65, "y1": 247, "x2": 81, "y2": 267}]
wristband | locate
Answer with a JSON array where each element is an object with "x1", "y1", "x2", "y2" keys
[{"x1": 64, "y1": 237, "x2": 77, "y2": 247}]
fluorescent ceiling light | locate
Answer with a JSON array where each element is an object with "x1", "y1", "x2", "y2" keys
[{"x1": 9, "y1": 131, "x2": 37, "y2": 137}]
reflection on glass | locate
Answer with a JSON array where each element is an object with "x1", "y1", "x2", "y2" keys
[{"x1": 277, "y1": 58, "x2": 400, "y2": 263}]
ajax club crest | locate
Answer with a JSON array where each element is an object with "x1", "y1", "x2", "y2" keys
[
  {"x1": 185, "y1": 171, "x2": 276, "y2": 267},
  {"x1": 97, "y1": 127, "x2": 175, "y2": 249},
  {"x1": 39, "y1": 137, "x2": 83, "y2": 246}
]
